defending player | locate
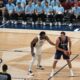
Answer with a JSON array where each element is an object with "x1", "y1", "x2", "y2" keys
[{"x1": 28, "y1": 31, "x2": 55, "y2": 75}]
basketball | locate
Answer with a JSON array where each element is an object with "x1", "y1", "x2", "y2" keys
[{"x1": 66, "y1": 51, "x2": 72, "y2": 56}]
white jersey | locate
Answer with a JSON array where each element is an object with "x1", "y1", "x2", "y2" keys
[{"x1": 35, "y1": 36, "x2": 45, "y2": 48}]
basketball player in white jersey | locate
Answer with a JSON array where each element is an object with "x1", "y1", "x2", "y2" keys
[{"x1": 28, "y1": 31, "x2": 55, "y2": 75}]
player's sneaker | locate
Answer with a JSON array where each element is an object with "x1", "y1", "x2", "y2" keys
[
  {"x1": 49, "y1": 70, "x2": 55, "y2": 77},
  {"x1": 69, "y1": 69, "x2": 74, "y2": 77},
  {"x1": 48, "y1": 70, "x2": 55, "y2": 80},
  {"x1": 28, "y1": 71, "x2": 34, "y2": 76},
  {"x1": 37, "y1": 65, "x2": 44, "y2": 70}
]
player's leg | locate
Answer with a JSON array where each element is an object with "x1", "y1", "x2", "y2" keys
[
  {"x1": 29, "y1": 56, "x2": 36, "y2": 71},
  {"x1": 66, "y1": 59, "x2": 74, "y2": 76},
  {"x1": 37, "y1": 54, "x2": 41, "y2": 67},
  {"x1": 28, "y1": 56, "x2": 36, "y2": 75},
  {"x1": 63, "y1": 54, "x2": 74, "y2": 76},
  {"x1": 36, "y1": 48, "x2": 44, "y2": 70},
  {"x1": 37, "y1": 54, "x2": 44, "y2": 70},
  {"x1": 50, "y1": 59, "x2": 58, "y2": 77},
  {"x1": 49, "y1": 52, "x2": 62, "y2": 77}
]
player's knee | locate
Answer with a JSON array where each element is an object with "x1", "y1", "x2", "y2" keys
[{"x1": 54, "y1": 59, "x2": 59, "y2": 62}]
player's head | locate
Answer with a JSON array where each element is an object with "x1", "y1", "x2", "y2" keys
[
  {"x1": 74, "y1": 3, "x2": 78, "y2": 8},
  {"x1": 28, "y1": 1, "x2": 32, "y2": 6},
  {"x1": 60, "y1": 31, "x2": 66, "y2": 38},
  {"x1": 8, "y1": 0, "x2": 13, "y2": 4},
  {"x1": 2, "y1": 64, "x2": 8, "y2": 72},
  {"x1": 17, "y1": 2, "x2": 21, "y2": 7},
  {"x1": 38, "y1": 0, "x2": 41, "y2": 6},
  {"x1": 0, "y1": 0, "x2": 3, "y2": 3},
  {"x1": 45, "y1": 1, "x2": 48, "y2": 7},
  {"x1": 39, "y1": 31, "x2": 46, "y2": 39}
]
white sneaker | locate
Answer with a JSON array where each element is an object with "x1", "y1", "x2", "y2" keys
[
  {"x1": 49, "y1": 70, "x2": 55, "y2": 77},
  {"x1": 14, "y1": 21, "x2": 17, "y2": 24},
  {"x1": 55, "y1": 22, "x2": 57, "y2": 26},
  {"x1": 58, "y1": 22, "x2": 61, "y2": 26},
  {"x1": 11, "y1": 20, "x2": 14, "y2": 24},
  {"x1": 70, "y1": 69, "x2": 74, "y2": 77},
  {"x1": 48, "y1": 70, "x2": 55, "y2": 80},
  {"x1": 28, "y1": 71, "x2": 34, "y2": 76},
  {"x1": 32, "y1": 22, "x2": 34, "y2": 25},
  {"x1": 50, "y1": 23, "x2": 52, "y2": 26},
  {"x1": 40, "y1": 21, "x2": 42, "y2": 25},
  {"x1": 43, "y1": 22, "x2": 46, "y2": 26},
  {"x1": 37, "y1": 65, "x2": 44, "y2": 70},
  {"x1": 35, "y1": 22, "x2": 38, "y2": 25},
  {"x1": 6, "y1": 20, "x2": 9, "y2": 23},
  {"x1": 22, "y1": 21, "x2": 26, "y2": 25},
  {"x1": 69, "y1": 23, "x2": 72, "y2": 27}
]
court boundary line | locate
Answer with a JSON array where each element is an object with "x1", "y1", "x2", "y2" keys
[
  {"x1": 48, "y1": 54, "x2": 79, "y2": 80},
  {"x1": 0, "y1": 28, "x2": 80, "y2": 39}
]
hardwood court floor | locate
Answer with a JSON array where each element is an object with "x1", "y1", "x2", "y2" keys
[{"x1": 0, "y1": 29, "x2": 80, "y2": 80}]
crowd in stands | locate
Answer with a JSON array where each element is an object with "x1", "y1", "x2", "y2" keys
[{"x1": 0, "y1": 0, "x2": 80, "y2": 26}]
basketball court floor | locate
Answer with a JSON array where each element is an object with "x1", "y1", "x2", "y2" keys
[{"x1": 0, "y1": 28, "x2": 80, "y2": 80}]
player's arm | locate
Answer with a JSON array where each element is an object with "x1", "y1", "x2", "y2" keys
[
  {"x1": 31, "y1": 37, "x2": 38, "y2": 56},
  {"x1": 46, "y1": 36, "x2": 55, "y2": 46},
  {"x1": 56, "y1": 38, "x2": 66, "y2": 53}
]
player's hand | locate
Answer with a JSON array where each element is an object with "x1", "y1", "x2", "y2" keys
[
  {"x1": 64, "y1": 50, "x2": 72, "y2": 56},
  {"x1": 32, "y1": 52, "x2": 35, "y2": 57},
  {"x1": 67, "y1": 50, "x2": 72, "y2": 56},
  {"x1": 64, "y1": 51, "x2": 68, "y2": 56}
]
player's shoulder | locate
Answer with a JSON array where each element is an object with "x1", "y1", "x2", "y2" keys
[
  {"x1": 33, "y1": 37, "x2": 38, "y2": 41},
  {"x1": 45, "y1": 35, "x2": 49, "y2": 40},
  {"x1": 66, "y1": 36, "x2": 70, "y2": 40},
  {"x1": 57, "y1": 37, "x2": 61, "y2": 40},
  {"x1": 56, "y1": 37, "x2": 61, "y2": 42}
]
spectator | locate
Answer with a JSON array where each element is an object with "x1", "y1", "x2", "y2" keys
[
  {"x1": 72, "y1": 3, "x2": 80, "y2": 21},
  {"x1": 0, "y1": 0, "x2": 4, "y2": 21},
  {"x1": 44, "y1": 1, "x2": 53, "y2": 24},
  {"x1": 0, "y1": 64, "x2": 11, "y2": 80},
  {"x1": 4, "y1": 0, "x2": 15, "y2": 20},
  {"x1": 16, "y1": 0, "x2": 26, "y2": 8},
  {"x1": 77, "y1": 0, "x2": 80, "y2": 6},
  {"x1": 25, "y1": 1, "x2": 35, "y2": 23},
  {"x1": 47, "y1": 0, "x2": 51, "y2": 5},
  {"x1": 41, "y1": 0, "x2": 50, "y2": 8},
  {"x1": 3, "y1": 0, "x2": 8, "y2": 6},
  {"x1": 35, "y1": 0, "x2": 45, "y2": 22},
  {"x1": 61, "y1": 0, "x2": 74, "y2": 10},
  {"x1": 15, "y1": 2, "x2": 25, "y2": 21},
  {"x1": 51, "y1": 0, "x2": 60, "y2": 7},
  {"x1": 32, "y1": 0, "x2": 37, "y2": 8},
  {"x1": 0, "y1": 0, "x2": 4, "y2": 8},
  {"x1": 53, "y1": 3, "x2": 64, "y2": 25},
  {"x1": 41, "y1": 0, "x2": 46, "y2": 8},
  {"x1": 12, "y1": 0, "x2": 16, "y2": 4}
]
